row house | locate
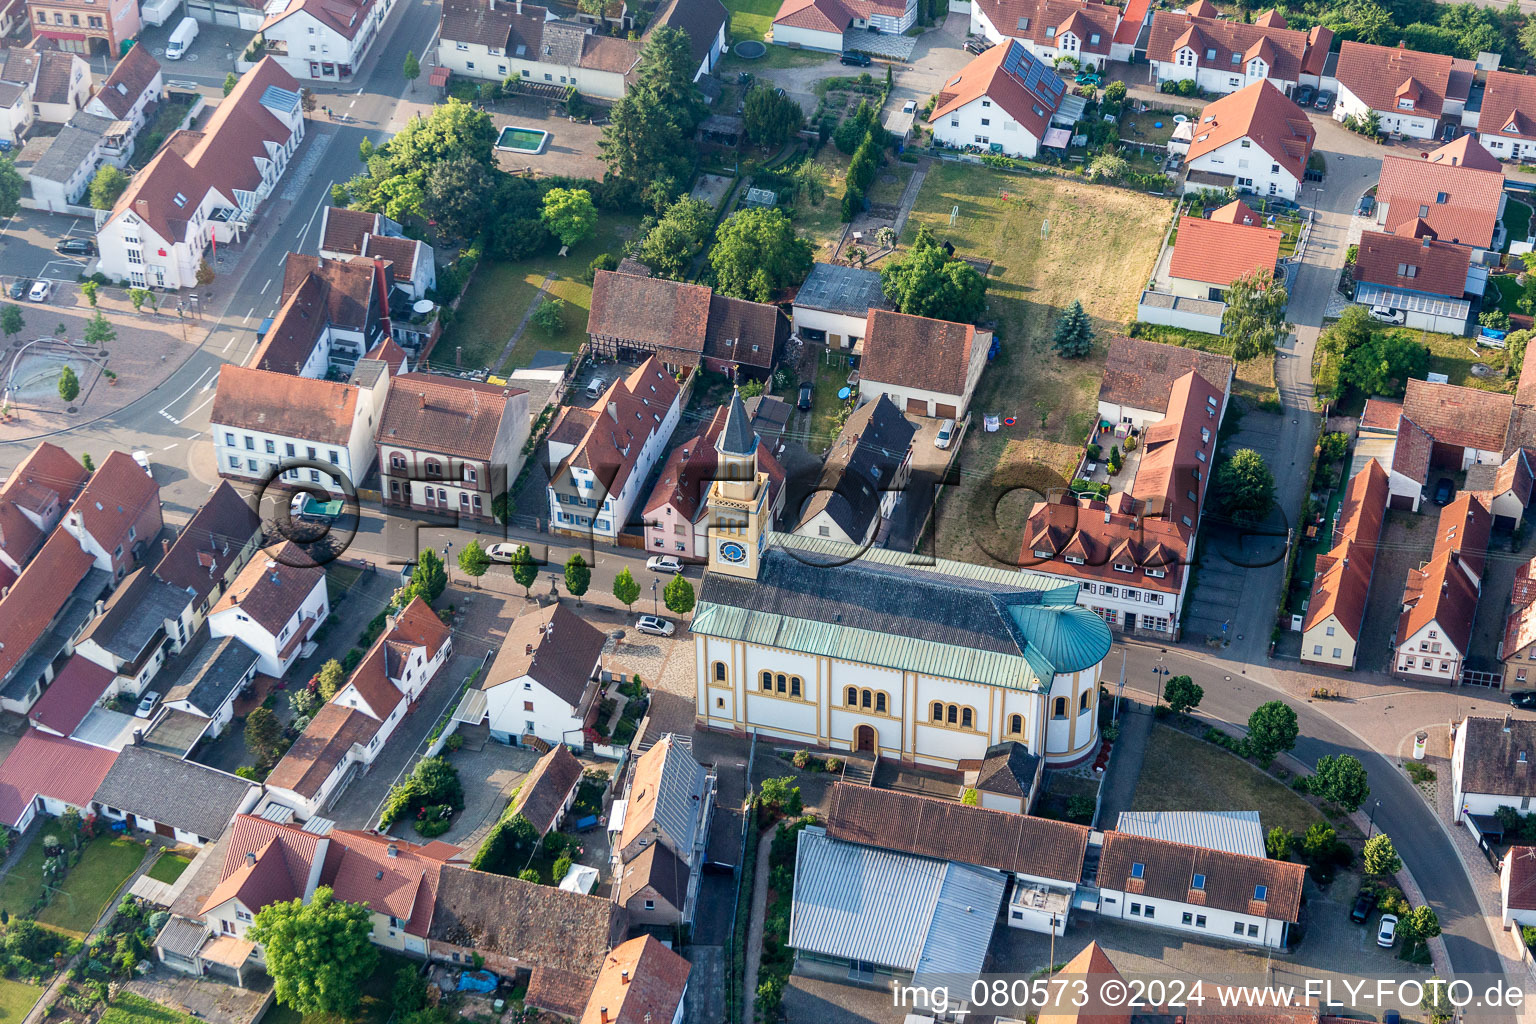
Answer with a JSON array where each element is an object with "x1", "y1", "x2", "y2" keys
[
  {"x1": 613, "y1": 734, "x2": 715, "y2": 929},
  {"x1": 207, "y1": 541, "x2": 329, "y2": 678},
  {"x1": 1331, "y1": 41, "x2": 1472, "y2": 141},
  {"x1": 1393, "y1": 494, "x2": 1490, "y2": 682},
  {"x1": 0, "y1": 46, "x2": 90, "y2": 147},
  {"x1": 1353, "y1": 223, "x2": 1479, "y2": 335},
  {"x1": 1471, "y1": 70, "x2": 1536, "y2": 161},
  {"x1": 378, "y1": 374, "x2": 530, "y2": 523},
  {"x1": 26, "y1": 0, "x2": 139, "y2": 57},
  {"x1": 1147, "y1": 3, "x2": 1329, "y2": 98},
  {"x1": 152, "y1": 481, "x2": 265, "y2": 635},
  {"x1": 319, "y1": 206, "x2": 437, "y2": 301},
  {"x1": 250, "y1": 253, "x2": 390, "y2": 378},
  {"x1": 1352, "y1": 397, "x2": 1432, "y2": 511},
  {"x1": 31, "y1": 45, "x2": 162, "y2": 210},
  {"x1": 96, "y1": 59, "x2": 305, "y2": 290},
  {"x1": 93, "y1": 745, "x2": 259, "y2": 847},
  {"x1": 85, "y1": 43, "x2": 163, "y2": 134},
  {"x1": 968, "y1": 0, "x2": 1123, "y2": 69},
  {"x1": 260, "y1": 0, "x2": 384, "y2": 81},
  {"x1": 0, "y1": 440, "x2": 88, "y2": 582},
  {"x1": 771, "y1": 0, "x2": 914, "y2": 51},
  {"x1": 1300, "y1": 460, "x2": 1388, "y2": 669},
  {"x1": 1374, "y1": 136, "x2": 1505, "y2": 256}
]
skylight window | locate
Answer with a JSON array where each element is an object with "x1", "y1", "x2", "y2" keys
[{"x1": 172, "y1": 192, "x2": 187, "y2": 208}]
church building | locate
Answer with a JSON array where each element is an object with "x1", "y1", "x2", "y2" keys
[{"x1": 692, "y1": 390, "x2": 1114, "y2": 768}]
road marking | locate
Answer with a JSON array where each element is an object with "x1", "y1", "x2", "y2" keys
[
  {"x1": 183, "y1": 394, "x2": 215, "y2": 420},
  {"x1": 243, "y1": 307, "x2": 253, "y2": 325},
  {"x1": 222, "y1": 334, "x2": 236, "y2": 353},
  {"x1": 158, "y1": 365, "x2": 214, "y2": 423},
  {"x1": 292, "y1": 191, "x2": 330, "y2": 253},
  {"x1": 349, "y1": 98, "x2": 357, "y2": 109},
  {"x1": 260, "y1": 278, "x2": 272, "y2": 295},
  {"x1": 161, "y1": 443, "x2": 179, "y2": 451}
]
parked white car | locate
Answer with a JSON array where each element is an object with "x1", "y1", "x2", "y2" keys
[
  {"x1": 1377, "y1": 913, "x2": 1398, "y2": 948},
  {"x1": 27, "y1": 279, "x2": 50, "y2": 302},
  {"x1": 647, "y1": 555, "x2": 684, "y2": 574},
  {"x1": 1368, "y1": 305, "x2": 1405, "y2": 325},
  {"x1": 935, "y1": 418, "x2": 955, "y2": 449},
  {"x1": 131, "y1": 451, "x2": 152, "y2": 476},
  {"x1": 635, "y1": 614, "x2": 675, "y2": 637},
  {"x1": 486, "y1": 543, "x2": 520, "y2": 563},
  {"x1": 135, "y1": 690, "x2": 161, "y2": 718}
]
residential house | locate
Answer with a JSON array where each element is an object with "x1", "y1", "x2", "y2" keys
[
  {"x1": 1401, "y1": 377, "x2": 1513, "y2": 471},
  {"x1": 858, "y1": 309, "x2": 992, "y2": 419},
  {"x1": 1353, "y1": 224, "x2": 1478, "y2": 334},
  {"x1": 545, "y1": 357, "x2": 683, "y2": 542},
  {"x1": 1374, "y1": 137, "x2": 1506, "y2": 254},
  {"x1": 0, "y1": 530, "x2": 112, "y2": 715},
  {"x1": 790, "y1": 262, "x2": 888, "y2": 349},
  {"x1": 1113, "y1": 809, "x2": 1268, "y2": 857},
  {"x1": 427, "y1": 865, "x2": 624, "y2": 1019},
  {"x1": 73, "y1": 568, "x2": 198, "y2": 696},
  {"x1": 1393, "y1": 494, "x2": 1490, "y2": 682},
  {"x1": 1022, "y1": 363, "x2": 1231, "y2": 638},
  {"x1": 928, "y1": 40, "x2": 1066, "y2": 160},
  {"x1": 1452, "y1": 715, "x2": 1536, "y2": 833},
  {"x1": 821, "y1": 783, "x2": 1090, "y2": 934},
  {"x1": 1096, "y1": 336, "x2": 1235, "y2": 431},
  {"x1": 96, "y1": 59, "x2": 306, "y2": 290},
  {"x1": 478, "y1": 602, "x2": 606, "y2": 747},
  {"x1": 0, "y1": 440, "x2": 88, "y2": 582},
  {"x1": 26, "y1": 0, "x2": 140, "y2": 57},
  {"x1": 1352, "y1": 397, "x2": 1433, "y2": 511},
  {"x1": 1146, "y1": 3, "x2": 1330, "y2": 97},
  {"x1": 614, "y1": 734, "x2": 715, "y2": 928},
  {"x1": 93, "y1": 744, "x2": 259, "y2": 845},
  {"x1": 264, "y1": 597, "x2": 450, "y2": 818},
  {"x1": 1465, "y1": 447, "x2": 1533, "y2": 530},
  {"x1": 1183, "y1": 80, "x2": 1315, "y2": 200},
  {"x1": 1301, "y1": 460, "x2": 1389, "y2": 669},
  {"x1": 771, "y1": 0, "x2": 916, "y2": 51},
  {"x1": 1096, "y1": 829, "x2": 1306, "y2": 948},
  {"x1": 960, "y1": 740, "x2": 1042, "y2": 814},
  {"x1": 211, "y1": 362, "x2": 391, "y2": 493},
  {"x1": 578, "y1": 936, "x2": 691, "y2": 1024},
  {"x1": 586, "y1": 271, "x2": 783, "y2": 377},
  {"x1": 160, "y1": 636, "x2": 261, "y2": 741},
  {"x1": 793, "y1": 394, "x2": 915, "y2": 546},
  {"x1": 259, "y1": 0, "x2": 384, "y2": 81},
  {"x1": 84, "y1": 43, "x2": 163, "y2": 134},
  {"x1": 642, "y1": 393, "x2": 785, "y2": 560},
  {"x1": 377, "y1": 373, "x2": 530, "y2": 523},
  {"x1": 30, "y1": 111, "x2": 134, "y2": 211},
  {"x1": 0, "y1": 0, "x2": 24, "y2": 38},
  {"x1": 250, "y1": 252, "x2": 392, "y2": 378},
  {"x1": 0, "y1": 727, "x2": 117, "y2": 829},
  {"x1": 6, "y1": 46, "x2": 89, "y2": 120},
  {"x1": 1038, "y1": 942, "x2": 1133, "y2": 1024},
  {"x1": 1163, "y1": 210, "x2": 1283, "y2": 301},
  {"x1": 318, "y1": 206, "x2": 436, "y2": 301},
  {"x1": 1472, "y1": 70, "x2": 1536, "y2": 161},
  {"x1": 1502, "y1": 846, "x2": 1536, "y2": 928},
  {"x1": 206, "y1": 542, "x2": 329, "y2": 678},
  {"x1": 967, "y1": 0, "x2": 1122, "y2": 70},
  {"x1": 60, "y1": 449, "x2": 163, "y2": 582},
  {"x1": 510, "y1": 744, "x2": 583, "y2": 837},
  {"x1": 1331, "y1": 41, "x2": 1473, "y2": 140},
  {"x1": 152, "y1": 481, "x2": 265, "y2": 634},
  {"x1": 26, "y1": 654, "x2": 112, "y2": 738},
  {"x1": 439, "y1": 0, "x2": 726, "y2": 98}
]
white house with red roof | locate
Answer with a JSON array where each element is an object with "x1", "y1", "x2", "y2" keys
[
  {"x1": 318, "y1": 205, "x2": 436, "y2": 301},
  {"x1": 207, "y1": 542, "x2": 329, "y2": 678},
  {"x1": 0, "y1": 440, "x2": 88, "y2": 581},
  {"x1": 259, "y1": 0, "x2": 383, "y2": 81},
  {"x1": 772, "y1": 0, "x2": 916, "y2": 50},
  {"x1": 95, "y1": 58, "x2": 305, "y2": 290},
  {"x1": 62, "y1": 449, "x2": 163, "y2": 581},
  {"x1": 1471, "y1": 70, "x2": 1536, "y2": 161},
  {"x1": 1147, "y1": 3, "x2": 1330, "y2": 98},
  {"x1": 1183, "y1": 79, "x2": 1314, "y2": 200},
  {"x1": 84, "y1": 43, "x2": 162, "y2": 134},
  {"x1": 967, "y1": 0, "x2": 1123, "y2": 71},
  {"x1": 0, "y1": 728, "x2": 117, "y2": 830},
  {"x1": 929, "y1": 40, "x2": 1065, "y2": 159},
  {"x1": 1331, "y1": 40, "x2": 1473, "y2": 141}
]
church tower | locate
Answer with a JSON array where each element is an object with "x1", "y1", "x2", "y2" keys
[{"x1": 706, "y1": 388, "x2": 771, "y2": 580}]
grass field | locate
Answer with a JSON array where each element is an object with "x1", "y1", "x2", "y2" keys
[
  {"x1": 1491, "y1": 273, "x2": 1522, "y2": 314},
  {"x1": 1132, "y1": 724, "x2": 1328, "y2": 837},
  {"x1": 903, "y1": 164, "x2": 1171, "y2": 565},
  {"x1": 1505, "y1": 199, "x2": 1532, "y2": 247},
  {"x1": 1414, "y1": 328, "x2": 1513, "y2": 392},
  {"x1": 437, "y1": 213, "x2": 643, "y2": 376},
  {"x1": 100, "y1": 994, "x2": 199, "y2": 1024},
  {"x1": 146, "y1": 853, "x2": 191, "y2": 885},
  {"x1": 0, "y1": 978, "x2": 41, "y2": 1024},
  {"x1": 37, "y1": 838, "x2": 146, "y2": 937},
  {"x1": 722, "y1": 0, "x2": 779, "y2": 42},
  {"x1": 1130, "y1": 321, "x2": 1277, "y2": 405},
  {"x1": 0, "y1": 840, "x2": 47, "y2": 923}
]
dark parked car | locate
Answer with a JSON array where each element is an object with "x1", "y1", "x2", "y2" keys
[
  {"x1": 839, "y1": 51, "x2": 871, "y2": 66},
  {"x1": 1441, "y1": 122, "x2": 1459, "y2": 142},
  {"x1": 1433, "y1": 477, "x2": 1455, "y2": 506},
  {"x1": 55, "y1": 238, "x2": 96, "y2": 256},
  {"x1": 1349, "y1": 889, "x2": 1378, "y2": 924},
  {"x1": 1356, "y1": 193, "x2": 1376, "y2": 217},
  {"x1": 798, "y1": 381, "x2": 813, "y2": 410},
  {"x1": 1294, "y1": 85, "x2": 1315, "y2": 107},
  {"x1": 1314, "y1": 90, "x2": 1334, "y2": 110},
  {"x1": 1511, "y1": 690, "x2": 1536, "y2": 709},
  {"x1": 9, "y1": 278, "x2": 28, "y2": 300}
]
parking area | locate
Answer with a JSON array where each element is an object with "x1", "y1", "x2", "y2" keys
[
  {"x1": 135, "y1": 18, "x2": 253, "y2": 86},
  {"x1": 0, "y1": 207, "x2": 96, "y2": 285}
]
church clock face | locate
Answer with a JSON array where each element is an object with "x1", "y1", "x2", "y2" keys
[{"x1": 719, "y1": 541, "x2": 747, "y2": 564}]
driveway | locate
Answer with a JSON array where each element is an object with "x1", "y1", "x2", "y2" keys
[
  {"x1": 0, "y1": 208, "x2": 96, "y2": 285},
  {"x1": 427, "y1": 740, "x2": 540, "y2": 849}
]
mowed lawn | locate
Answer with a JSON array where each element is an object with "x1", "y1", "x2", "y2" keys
[
  {"x1": 38, "y1": 838, "x2": 147, "y2": 937},
  {"x1": 903, "y1": 164, "x2": 1170, "y2": 566},
  {"x1": 1132, "y1": 724, "x2": 1328, "y2": 838},
  {"x1": 100, "y1": 994, "x2": 199, "y2": 1024},
  {"x1": 723, "y1": 0, "x2": 780, "y2": 42},
  {"x1": 437, "y1": 213, "x2": 643, "y2": 376},
  {"x1": 146, "y1": 852, "x2": 192, "y2": 884},
  {"x1": 0, "y1": 978, "x2": 41, "y2": 1024}
]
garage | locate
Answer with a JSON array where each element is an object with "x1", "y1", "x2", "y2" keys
[
  {"x1": 906, "y1": 397, "x2": 926, "y2": 415},
  {"x1": 935, "y1": 403, "x2": 957, "y2": 419}
]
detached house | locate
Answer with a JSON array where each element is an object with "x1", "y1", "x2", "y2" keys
[
  {"x1": 96, "y1": 59, "x2": 306, "y2": 290},
  {"x1": 477, "y1": 602, "x2": 606, "y2": 747},
  {"x1": 614, "y1": 734, "x2": 715, "y2": 928},
  {"x1": 858, "y1": 308, "x2": 992, "y2": 420},
  {"x1": 0, "y1": 727, "x2": 117, "y2": 829},
  {"x1": 1163, "y1": 206, "x2": 1283, "y2": 302},
  {"x1": 968, "y1": 0, "x2": 1122, "y2": 70},
  {"x1": 1472, "y1": 70, "x2": 1536, "y2": 161},
  {"x1": 32, "y1": 45, "x2": 160, "y2": 210},
  {"x1": 790, "y1": 262, "x2": 889, "y2": 349},
  {"x1": 771, "y1": 0, "x2": 915, "y2": 50},
  {"x1": 319, "y1": 206, "x2": 437, "y2": 301},
  {"x1": 207, "y1": 542, "x2": 329, "y2": 678},
  {"x1": 1301, "y1": 460, "x2": 1388, "y2": 669},
  {"x1": 1183, "y1": 79, "x2": 1315, "y2": 200},
  {"x1": 579, "y1": 936, "x2": 691, "y2": 1024},
  {"x1": 1147, "y1": 2, "x2": 1329, "y2": 98},
  {"x1": 0, "y1": 440, "x2": 88, "y2": 582},
  {"x1": 1393, "y1": 494, "x2": 1490, "y2": 682},
  {"x1": 259, "y1": 0, "x2": 384, "y2": 81},
  {"x1": 84, "y1": 43, "x2": 162, "y2": 133},
  {"x1": 1354, "y1": 224, "x2": 1478, "y2": 334},
  {"x1": 1452, "y1": 715, "x2": 1536, "y2": 831},
  {"x1": 250, "y1": 253, "x2": 391, "y2": 378},
  {"x1": 928, "y1": 40, "x2": 1066, "y2": 160},
  {"x1": 1332, "y1": 41, "x2": 1472, "y2": 141},
  {"x1": 63, "y1": 449, "x2": 164, "y2": 582},
  {"x1": 1502, "y1": 558, "x2": 1536, "y2": 688}
]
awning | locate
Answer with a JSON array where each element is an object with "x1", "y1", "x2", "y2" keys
[
  {"x1": 1042, "y1": 127, "x2": 1072, "y2": 150},
  {"x1": 608, "y1": 798, "x2": 627, "y2": 833},
  {"x1": 451, "y1": 688, "x2": 487, "y2": 725},
  {"x1": 34, "y1": 29, "x2": 87, "y2": 40},
  {"x1": 428, "y1": 67, "x2": 450, "y2": 87},
  {"x1": 1468, "y1": 812, "x2": 1505, "y2": 839}
]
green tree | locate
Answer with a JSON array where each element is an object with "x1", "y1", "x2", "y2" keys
[
  {"x1": 742, "y1": 85, "x2": 805, "y2": 149},
  {"x1": 1363, "y1": 834, "x2": 1402, "y2": 877},
  {"x1": 597, "y1": 27, "x2": 701, "y2": 204},
  {"x1": 0, "y1": 304, "x2": 21, "y2": 344},
  {"x1": 1221, "y1": 268, "x2": 1288, "y2": 360},
  {"x1": 57, "y1": 366, "x2": 78, "y2": 402},
  {"x1": 1104, "y1": 80, "x2": 1127, "y2": 103},
  {"x1": 540, "y1": 187, "x2": 598, "y2": 248},
  {"x1": 511, "y1": 544, "x2": 538, "y2": 597},
  {"x1": 1089, "y1": 151, "x2": 1129, "y2": 183},
  {"x1": 0, "y1": 156, "x2": 20, "y2": 218},
  {"x1": 315, "y1": 659, "x2": 346, "y2": 701},
  {"x1": 195, "y1": 259, "x2": 215, "y2": 287},
  {"x1": 88, "y1": 164, "x2": 129, "y2": 211},
  {"x1": 564, "y1": 552, "x2": 591, "y2": 605},
  {"x1": 532, "y1": 298, "x2": 565, "y2": 335},
  {"x1": 1318, "y1": 431, "x2": 1349, "y2": 461},
  {"x1": 80, "y1": 453, "x2": 93, "y2": 473},
  {"x1": 223, "y1": 71, "x2": 238, "y2": 96},
  {"x1": 423, "y1": 155, "x2": 496, "y2": 240},
  {"x1": 80, "y1": 280, "x2": 98, "y2": 307},
  {"x1": 83, "y1": 311, "x2": 115, "y2": 347},
  {"x1": 1344, "y1": 330, "x2": 1430, "y2": 398},
  {"x1": 1265, "y1": 826, "x2": 1293, "y2": 860},
  {"x1": 637, "y1": 196, "x2": 714, "y2": 280},
  {"x1": 880, "y1": 234, "x2": 988, "y2": 323},
  {"x1": 1245, "y1": 700, "x2": 1299, "y2": 766},
  {"x1": 409, "y1": 549, "x2": 448, "y2": 603},
  {"x1": 664, "y1": 573, "x2": 695, "y2": 617},
  {"x1": 1400, "y1": 905, "x2": 1441, "y2": 951},
  {"x1": 1506, "y1": 329, "x2": 1532, "y2": 378},
  {"x1": 1052, "y1": 300, "x2": 1094, "y2": 358},
  {"x1": 249, "y1": 887, "x2": 378, "y2": 1018},
  {"x1": 1161, "y1": 675, "x2": 1203, "y2": 715},
  {"x1": 1212, "y1": 448, "x2": 1275, "y2": 526},
  {"x1": 613, "y1": 567, "x2": 640, "y2": 611},
  {"x1": 1420, "y1": 979, "x2": 1455, "y2": 1024},
  {"x1": 710, "y1": 207, "x2": 813, "y2": 303},
  {"x1": 457, "y1": 540, "x2": 491, "y2": 588},
  {"x1": 402, "y1": 50, "x2": 420, "y2": 90},
  {"x1": 758, "y1": 776, "x2": 802, "y2": 819},
  {"x1": 244, "y1": 707, "x2": 282, "y2": 764},
  {"x1": 1302, "y1": 822, "x2": 1337, "y2": 860},
  {"x1": 1317, "y1": 305, "x2": 1375, "y2": 356},
  {"x1": 342, "y1": 99, "x2": 496, "y2": 218},
  {"x1": 1309, "y1": 753, "x2": 1370, "y2": 811}
]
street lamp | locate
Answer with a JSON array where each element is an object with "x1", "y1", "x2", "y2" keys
[
  {"x1": 442, "y1": 542, "x2": 453, "y2": 582},
  {"x1": 1367, "y1": 799, "x2": 1381, "y2": 840},
  {"x1": 1152, "y1": 658, "x2": 1170, "y2": 708},
  {"x1": 651, "y1": 579, "x2": 659, "y2": 616}
]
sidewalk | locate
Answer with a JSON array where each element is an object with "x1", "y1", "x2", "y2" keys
[{"x1": 740, "y1": 821, "x2": 779, "y2": 1024}]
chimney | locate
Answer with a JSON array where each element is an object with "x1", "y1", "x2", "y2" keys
[
  {"x1": 387, "y1": 844, "x2": 398, "y2": 858},
  {"x1": 1506, "y1": 713, "x2": 1513, "y2": 733},
  {"x1": 246, "y1": 851, "x2": 257, "y2": 866},
  {"x1": 621, "y1": 970, "x2": 630, "y2": 985},
  {"x1": 131, "y1": 729, "x2": 142, "y2": 746},
  {"x1": 525, "y1": 643, "x2": 533, "y2": 655},
  {"x1": 600, "y1": 1011, "x2": 609, "y2": 1024},
  {"x1": 419, "y1": 392, "x2": 427, "y2": 409},
  {"x1": 95, "y1": 599, "x2": 105, "y2": 616},
  {"x1": 162, "y1": 538, "x2": 171, "y2": 555}
]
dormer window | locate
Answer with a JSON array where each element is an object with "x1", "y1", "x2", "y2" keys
[
  {"x1": 1064, "y1": 554, "x2": 1085, "y2": 565},
  {"x1": 1398, "y1": 97, "x2": 1414, "y2": 110},
  {"x1": 1113, "y1": 561, "x2": 1134, "y2": 573},
  {"x1": 1034, "y1": 548, "x2": 1053, "y2": 559},
  {"x1": 1145, "y1": 567, "x2": 1166, "y2": 578},
  {"x1": 1205, "y1": 47, "x2": 1216, "y2": 59}
]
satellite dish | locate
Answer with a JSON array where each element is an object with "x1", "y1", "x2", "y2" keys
[{"x1": 412, "y1": 299, "x2": 435, "y2": 314}]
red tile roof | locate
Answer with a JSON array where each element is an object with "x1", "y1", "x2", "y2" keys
[
  {"x1": 1168, "y1": 215, "x2": 1283, "y2": 287},
  {"x1": 1038, "y1": 941, "x2": 1129, "y2": 1024},
  {"x1": 1513, "y1": 556, "x2": 1536, "y2": 608},
  {"x1": 1427, "y1": 133, "x2": 1502, "y2": 172},
  {"x1": 262, "y1": 0, "x2": 378, "y2": 40},
  {"x1": 579, "y1": 936, "x2": 692, "y2": 1024},
  {"x1": 1396, "y1": 548, "x2": 1480, "y2": 654},
  {"x1": 1334, "y1": 41, "x2": 1464, "y2": 120},
  {"x1": 321, "y1": 207, "x2": 386, "y2": 255},
  {"x1": 973, "y1": 0, "x2": 1121, "y2": 56},
  {"x1": 587, "y1": 271, "x2": 711, "y2": 362},
  {"x1": 931, "y1": 40, "x2": 1061, "y2": 141},
  {"x1": 771, "y1": 0, "x2": 851, "y2": 32},
  {"x1": 0, "y1": 441, "x2": 87, "y2": 571},
  {"x1": 549, "y1": 357, "x2": 682, "y2": 501},
  {"x1": 264, "y1": 702, "x2": 379, "y2": 798},
  {"x1": 379, "y1": 373, "x2": 526, "y2": 463},
  {"x1": 1209, "y1": 199, "x2": 1261, "y2": 225},
  {"x1": 212, "y1": 365, "x2": 362, "y2": 445},
  {"x1": 1393, "y1": 415, "x2": 1433, "y2": 485},
  {"x1": 1114, "y1": 0, "x2": 1148, "y2": 44},
  {"x1": 0, "y1": 729, "x2": 116, "y2": 827},
  {"x1": 1478, "y1": 70, "x2": 1536, "y2": 145},
  {"x1": 1098, "y1": 336, "x2": 1234, "y2": 416},
  {"x1": 1502, "y1": 602, "x2": 1536, "y2": 661},
  {"x1": 861, "y1": 309, "x2": 979, "y2": 398},
  {"x1": 1185, "y1": 79, "x2": 1315, "y2": 182},
  {"x1": 1147, "y1": 9, "x2": 1329, "y2": 84},
  {"x1": 1354, "y1": 227, "x2": 1471, "y2": 299},
  {"x1": 28, "y1": 655, "x2": 113, "y2": 736},
  {"x1": 643, "y1": 406, "x2": 724, "y2": 522},
  {"x1": 1359, "y1": 397, "x2": 1404, "y2": 431},
  {"x1": 210, "y1": 541, "x2": 326, "y2": 637},
  {"x1": 1401, "y1": 378, "x2": 1513, "y2": 455},
  {"x1": 1507, "y1": 846, "x2": 1536, "y2": 911},
  {"x1": 1302, "y1": 460, "x2": 1388, "y2": 641},
  {"x1": 1431, "y1": 492, "x2": 1490, "y2": 584},
  {"x1": 1099, "y1": 830, "x2": 1307, "y2": 922},
  {"x1": 1376, "y1": 152, "x2": 1504, "y2": 250},
  {"x1": 0, "y1": 530, "x2": 95, "y2": 683},
  {"x1": 72, "y1": 449, "x2": 161, "y2": 557},
  {"x1": 91, "y1": 43, "x2": 159, "y2": 120}
]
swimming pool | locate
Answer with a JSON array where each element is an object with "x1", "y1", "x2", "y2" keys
[{"x1": 496, "y1": 126, "x2": 550, "y2": 154}]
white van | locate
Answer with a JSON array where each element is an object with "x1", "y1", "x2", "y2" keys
[{"x1": 165, "y1": 17, "x2": 198, "y2": 60}]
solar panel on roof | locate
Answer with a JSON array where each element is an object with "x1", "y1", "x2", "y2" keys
[{"x1": 1000, "y1": 41, "x2": 1064, "y2": 106}]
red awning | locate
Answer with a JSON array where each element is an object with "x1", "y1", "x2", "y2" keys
[
  {"x1": 34, "y1": 29, "x2": 87, "y2": 40},
  {"x1": 428, "y1": 66, "x2": 450, "y2": 87}
]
